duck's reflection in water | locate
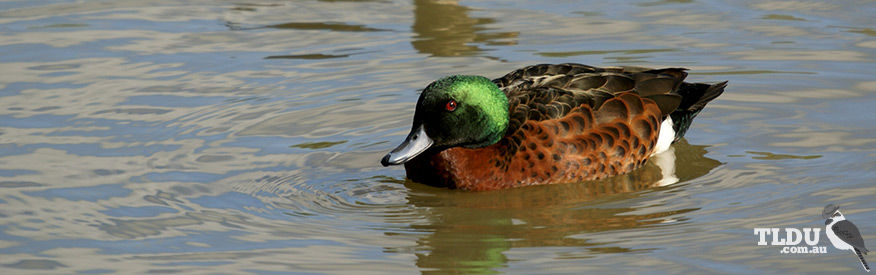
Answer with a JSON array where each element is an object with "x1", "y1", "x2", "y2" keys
[{"x1": 396, "y1": 140, "x2": 721, "y2": 273}]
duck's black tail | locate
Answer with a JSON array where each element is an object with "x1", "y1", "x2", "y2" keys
[
  {"x1": 856, "y1": 248, "x2": 871, "y2": 272},
  {"x1": 670, "y1": 81, "x2": 728, "y2": 142}
]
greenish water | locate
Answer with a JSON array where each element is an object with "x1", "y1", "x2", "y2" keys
[{"x1": 1, "y1": 0, "x2": 875, "y2": 273}]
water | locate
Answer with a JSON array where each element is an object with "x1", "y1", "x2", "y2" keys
[{"x1": 1, "y1": 0, "x2": 875, "y2": 273}]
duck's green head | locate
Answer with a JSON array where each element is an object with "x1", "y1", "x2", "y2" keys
[{"x1": 381, "y1": 75, "x2": 509, "y2": 166}]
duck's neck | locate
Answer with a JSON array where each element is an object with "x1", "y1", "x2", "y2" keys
[{"x1": 462, "y1": 120, "x2": 507, "y2": 148}]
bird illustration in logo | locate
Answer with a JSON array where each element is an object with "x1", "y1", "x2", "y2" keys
[{"x1": 823, "y1": 204, "x2": 869, "y2": 272}]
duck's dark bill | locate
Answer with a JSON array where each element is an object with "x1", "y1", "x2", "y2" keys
[{"x1": 381, "y1": 124, "x2": 433, "y2": 166}]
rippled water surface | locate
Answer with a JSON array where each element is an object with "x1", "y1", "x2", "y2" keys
[{"x1": 2, "y1": 0, "x2": 876, "y2": 273}]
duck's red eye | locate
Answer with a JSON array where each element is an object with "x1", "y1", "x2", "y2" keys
[{"x1": 445, "y1": 99, "x2": 457, "y2": 112}]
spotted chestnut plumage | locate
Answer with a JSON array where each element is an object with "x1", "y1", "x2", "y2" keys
[{"x1": 383, "y1": 63, "x2": 727, "y2": 191}]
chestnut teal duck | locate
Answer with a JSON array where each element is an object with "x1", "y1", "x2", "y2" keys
[{"x1": 382, "y1": 63, "x2": 727, "y2": 191}]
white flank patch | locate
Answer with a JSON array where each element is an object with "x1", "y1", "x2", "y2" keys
[{"x1": 651, "y1": 117, "x2": 675, "y2": 156}]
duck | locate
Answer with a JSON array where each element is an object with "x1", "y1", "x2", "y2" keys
[{"x1": 381, "y1": 63, "x2": 727, "y2": 191}]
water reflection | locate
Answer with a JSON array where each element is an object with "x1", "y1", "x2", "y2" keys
[
  {"x1": 227, "y1": 21, "x2": 388, "y2": 32},
  {"x1": 412, "y1": 0, "x2": 518, "y2": 56},
  {"x1": 397, "y1": 140, "x2": 720, "y2": 273},
  {"x1": 264, "y1": 54, "x2": 350, "y2": 60}
]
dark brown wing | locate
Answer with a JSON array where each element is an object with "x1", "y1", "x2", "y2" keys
[{"x1": 493, "y1": 63, "x2": 686, "y2": 141}]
